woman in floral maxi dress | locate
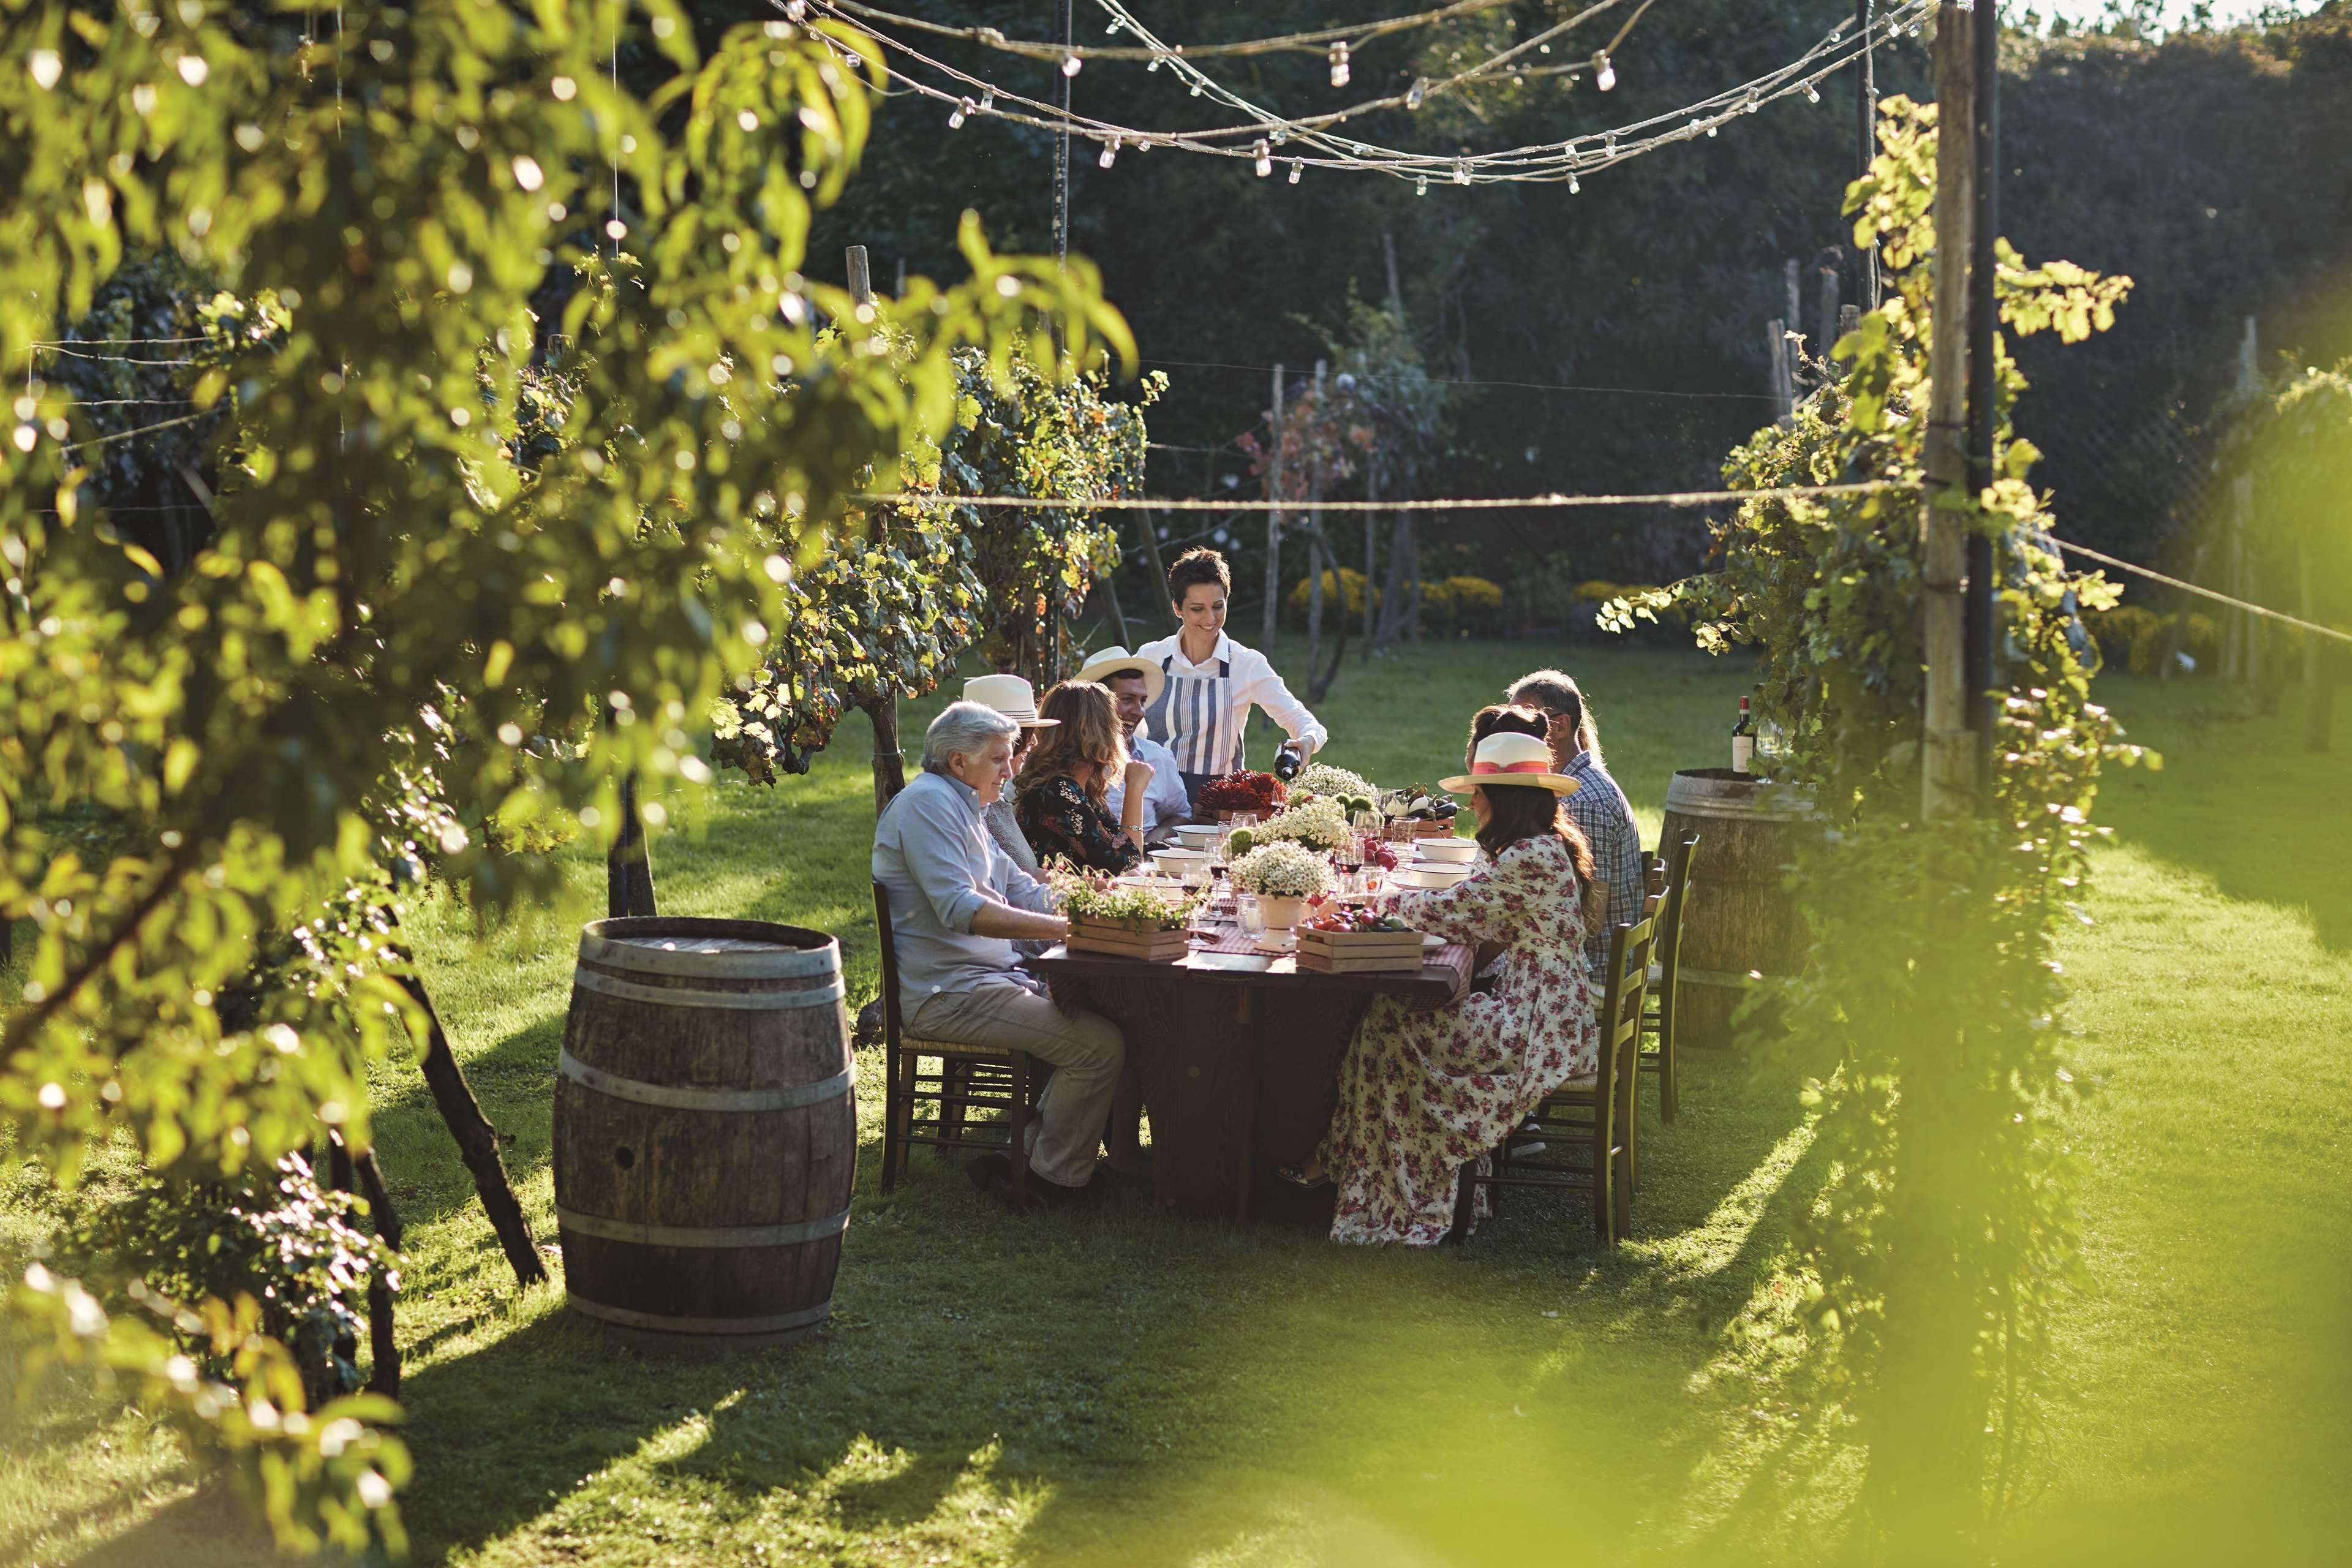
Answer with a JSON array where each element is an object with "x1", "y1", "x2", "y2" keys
[{"x1": 1308, "y1": 709, "x2": 1604, "y2": 1246}]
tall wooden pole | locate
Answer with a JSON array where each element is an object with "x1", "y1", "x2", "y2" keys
[
  {"x1": 1964, "y1": 0, "x2": 2001, "y2": 776},
  {"x1": 1921, "y1": 9, "x2": 1977, "y2": 823},
  {"x1": 1264, "y1": 363, "x2": 1284, "y2": 649},
  {"x1": 2302, "y1": 536, "x2": 2333, "y2": 752},
  {"x1": 1362, "y1": 454, "x2": 1378, "y2": 662},
  {"x1": 849, "y1": 245, "x2": 907, "y2": 814},
  {"x1": 1857, "y1": 0, "x2": 1881, "y2": 309},
  {"x1": 1305, "y1": 361, "x2": 1327, "y2": 681}
]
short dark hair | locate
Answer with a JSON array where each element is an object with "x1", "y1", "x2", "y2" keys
[
  {"x1": 1168, "y1": 548, "x2": 1231, "y2": 603},
  {"x1": 1505, "y1": 668, "x2": 1602, "y2": 766},
  {"x1": 1100, "y1": 665, "x2": 1150, "y2": 687}
]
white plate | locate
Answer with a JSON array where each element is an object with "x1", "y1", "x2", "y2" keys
[{"x1": 1422, "y1": 933, "x2": 1446, "y2": 951}]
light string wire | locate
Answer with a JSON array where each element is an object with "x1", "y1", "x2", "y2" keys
[
  {"x1": 824, "y1": 0, "x2": 1531, "y2": 61},
  {"x1": 801, "y1": 0, "x2": 1634, "y2": 168},
  {"x1": 853, "y1": 481, "x2": 1905, "y2": 511},
  {"x1": 805, "y1": 0, "x2": 1934, "y2": 185},
  {"x1": 2046, "y1": 538, "x2": 2352, "y2": 647}
]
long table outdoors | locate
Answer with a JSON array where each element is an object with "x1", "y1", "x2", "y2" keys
[{"x1": 1027, "y1": 915, "x2": 1475, "y2": 1227}]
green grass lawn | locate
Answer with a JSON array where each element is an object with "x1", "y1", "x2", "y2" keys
[{"x1": 1, "y1": 640, "x2": 2345, "y2": 1567}]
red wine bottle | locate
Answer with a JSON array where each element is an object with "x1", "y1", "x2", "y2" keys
[{"x1": 1731, "y1": 696, "x2": 1755, "y2": 776}]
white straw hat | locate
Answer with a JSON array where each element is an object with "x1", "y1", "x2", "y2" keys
[
  {"x1": 963, "y1": 673, "x2": 1058, "y2": 728},
  {"x1": 1439, "y1": 731, "x2": 1580, "y2": 796},
  {"x1": 1073, "y1": 646, "x2": 1166, "y2": 705}
]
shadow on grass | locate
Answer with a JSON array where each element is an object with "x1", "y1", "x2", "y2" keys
[
  {"x1": 372, "y1": 1038, "x2": 1858, "y2": 1567},
  {"x1": 2091, "y1": 676, "x2": 2352, "y2": 951}
]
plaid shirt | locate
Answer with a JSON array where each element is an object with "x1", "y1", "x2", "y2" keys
[{"x1": 1563, "y1": 750, "x2": 1644, "y2": 967}]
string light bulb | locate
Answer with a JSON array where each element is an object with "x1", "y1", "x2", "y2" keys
[
  {"x1": 1329, "y1": 41, "x2": 1350, "y2": 89},
  {"x1": 1288, "y1": 158, "x2": 1302, "y2": 184},
  {"x1": 1568, "y1": 172, "x2": 1580, "y2": 193},
  {"x1": 1805, "y1": 82, "x2": 1821, "y2": 104},
  {"x1": 949, "y1": 97, "x2": 971, "y2": 129},
  {"x1": 979, "y1": 87, "x2": 995, "y2": 112},
  {"x1": 1453, "y1": 156, "x2": 1469, "y2": 186},
  {"x1": 1099, "y1": 137, "x2": 1120, "y2": 169},
  {"x1": 1253, "y1": 139, "x2": 1271, "y2": 176},
  {"x1": 1061, "y1": 53, "x2": 1081, "y2": 77},
  {"x1": 1415, "y1": 174, "x2": 1428, "y2": 196},
  {"x1": 1406, "y1": 77, "x2": 1428, "y2": 110},
  {"x1": 1596, "y1": 52, "x2": 1615, "y2": 91},
  {"x1": 1743, "y1": 91, "x2": 1760, "y2": 113}
]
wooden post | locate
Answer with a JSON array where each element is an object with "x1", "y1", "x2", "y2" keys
[
  {"x1": 1964, "y1": 0, "x2": 2002, "y2": 770},
  {"x1": 606, "y1": 772, "x2": 657, "y2": 918},
  {"x1": 1099, "y1": 570, "x2": 1130, "y2": 648},
  {"x1": 1856, "y1": 0, "x2": 1881, "y2": 309},
  {"x1": 1305, "y1": 361, "x2": 1327, "y2": 684},
  {"x1": 1784, "y1": 259, "x2": 1803, "y2": 356},
  {"x1": 2157, "y1": 539, "x2": 2209, "y2": 680},
  {"x1": 2223, "y1": 477, "x2": 2251, "y2": 682},
  {"x1": 1819, "y1": 265, "x2": 1842, "y2": 365},
  {"x1": 1768, "y1": 320, "x2": 1793, "y2": 424},
  {"x1": 1384, "y1": 230, "x2": 1406, "y2": 321},
  {"x1": 1920, "y1": 8, "x2": 1977, "y2": 823},
  {"x1": 1264, "y1": 363, "x2": 1284, "y2": 649},
  {"x1": 848, "y1": 244, "x2": 908, "y2": 813},
  {"x1": 2302, "y1": 537, "x2": 2332, "y2": 752}
]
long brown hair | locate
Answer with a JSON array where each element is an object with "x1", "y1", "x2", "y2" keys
[
  {"x1": 1464, "y1": 704, "x2": 1605, "y2": 933},
  {"x1": 1016, "y1": 680, "x2": 1129, "y2": 808}
]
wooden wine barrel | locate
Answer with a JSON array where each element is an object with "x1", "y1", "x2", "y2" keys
[
  {"x1": 554, "y1": 916, "x2": 854, "y2": 1351},
  {"x1": 1659, "y1": 769, "x2": 1817, "y2": 1052}
]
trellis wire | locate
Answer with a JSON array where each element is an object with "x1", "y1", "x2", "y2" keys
[{"x1": 2048, "y1": 538, "x2": 2352, "y2": 647}]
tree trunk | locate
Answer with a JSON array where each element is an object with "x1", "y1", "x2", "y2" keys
[
  {"x1": 334, "y1": 1136, "x2": 405, "y2": 1397},
  {"x1": 1312, "y1": 541, "x2": 1350, "y2": 705},
  {"x1": 1133, "y1": 511, "x2": 1174, "y2": 630},
  {"x1": 866, "y1": 696, "x2": 908, "y2": 815},
  {"x1": 606, "y1": 771, "x2": 657, "y2": 920},
  {"x1": 1362, "y1": 459, "x2": 1378, "y2": 664},
  {"x1": 396, "y1": 966, "x2": 548, "y2": 1289}
]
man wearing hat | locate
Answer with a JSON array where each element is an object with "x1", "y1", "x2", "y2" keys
[
  {"x1": 960, "y1": 674, "x2": 1057, "y2": 878},
  {"x1": 1077, "y1": 647, "x2": 1192, "y2": 845}
]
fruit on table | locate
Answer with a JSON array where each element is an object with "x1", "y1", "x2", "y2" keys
[
  {"x1": 1303, "y1": 910, "x2": 1414, "y2": 933},
  {"x1": 1225, "y1": 828, "x2": 1256, "y2": 857}
]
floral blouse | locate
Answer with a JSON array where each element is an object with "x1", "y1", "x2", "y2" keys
[{"x1": 1015, "y1": 774, "x2": 1142, "y2": 875}]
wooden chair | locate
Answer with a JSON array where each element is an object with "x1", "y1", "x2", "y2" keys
[
  {"x1": 1449, "y1": 897, "x2": 1657, "y2": 1247},
  {"x1": 1640, "y1": 848, "x2": 1665, "y2": 897},
  {"x1": 872, "y1": 881, "x2": 1036, "y2": 1203},
  {"x1": 1640, "y1": 833, "x2": 1700, "y2": 1125}
]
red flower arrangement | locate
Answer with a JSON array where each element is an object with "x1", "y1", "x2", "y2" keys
[{"x1": 1194, "y1": 771, "x2": 1286, "y2": 816}]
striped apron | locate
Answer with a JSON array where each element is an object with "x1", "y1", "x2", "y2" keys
[{"x1": 1145, "y1": 652, "x2": 1243, "y2": 808}]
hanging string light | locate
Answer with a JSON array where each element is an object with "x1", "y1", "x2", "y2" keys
[
  {"x1": 1405, "y1": 76, "x2": 1428, "y2": 110},
  {"x1": 1329, "y1": 41, "x2": 1350, "y2": 89},
  {"x1": 1099, "y1": 135, "x2": 1120, "y2": 168},
  {"x1": 1596, "y1": 51, "x2": 1615, "y2": 90},
  {"x1": 1288, "y1": 157, "x2": 1303, "y2": 184},
  {"x1": 1253, "y1": 139, "x2": 1272, "y2": 176},
  {"x1": 948, "y1": 96, "x2": 971, "y2": 128}
]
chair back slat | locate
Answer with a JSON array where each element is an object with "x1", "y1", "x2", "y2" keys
[
  {"x1": 1657, "y1": 832, "x2": 1698, "y2": 1033},
  {"x1": 870, "y1": 881, "x2": 905, "y2": 1045}
]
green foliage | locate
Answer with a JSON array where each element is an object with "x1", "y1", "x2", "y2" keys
[
  {"x1": 1, "y1": 0, "x2": 1126, "y2": 1545},
  {"x1": 54, "y1": 1152, "x2": 398, "y2": 1409},
  {"x1": 1419, "y1": 573, "x2": 1506, "y2": 635},
  {"x1": 1636, "y1": 94, "x2": 2157, "y2": 1539},
  {"x1": 1044, "y1": 864, "x2": 1197, "y2": 931}
]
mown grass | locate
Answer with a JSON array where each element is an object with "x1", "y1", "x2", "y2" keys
[{"x1": 1, "y1": 641, "x2": 2344, "y2": 1567}]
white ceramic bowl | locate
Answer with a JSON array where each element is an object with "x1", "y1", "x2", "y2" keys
[
  {"x1": 1172, "y1": 824, "x2": 1224, "y2": 851},
  {"x1": 1392, "y1": 865, "x2": 1473, "y2": 892},
  {"x1": 1414, "y1": 838, "x2": 1480, "y2": 864},
  {"x1": 1150, "y1": 846, "x2": 1214, "y2": 878}
]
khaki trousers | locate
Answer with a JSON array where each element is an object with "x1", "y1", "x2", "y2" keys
[{"x1": 909, "y1": 980, "x2": 1124, "y2": 1188}]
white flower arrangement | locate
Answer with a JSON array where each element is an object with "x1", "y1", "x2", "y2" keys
[
  {"x1": 1230, "y1": 840, "x2": 1335, "y2": 899},
  {"x1": 1253, "y1": 795, "x2": 1354, "y2": 852},
  {"x1": 1291, "y1": 762, "x2": 1378, "y2": 802}
]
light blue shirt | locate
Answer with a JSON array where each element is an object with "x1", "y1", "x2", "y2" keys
[
  {"x1": 1104, "y1": 731, "x2": 1191, "y2": 837},
  {"x1": 873, "y1": 769, "x2": 1055, "y2": 1012}
]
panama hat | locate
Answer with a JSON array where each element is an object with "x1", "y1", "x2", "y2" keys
[
  {"x1": 1073, "y1": 646, "x2": 1165, "y2": 706},
  {"x1": 963, "y1": 673, "x2": 1058, "y2": 728},
  {"x1": 1440, "y1": 731, "x2": 1580, "y2": 796}
]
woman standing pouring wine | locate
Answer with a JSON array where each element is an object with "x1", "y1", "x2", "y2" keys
[{"x1": 1133, "y1": 548, "x2": 1329, "y2": 809}]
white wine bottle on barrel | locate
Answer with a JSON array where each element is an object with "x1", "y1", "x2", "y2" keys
[{"x1": 1731, "y1": 696, "x2": 1755, "y2": 775}]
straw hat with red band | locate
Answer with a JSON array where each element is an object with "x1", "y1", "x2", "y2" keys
[{"x1": 1439, "y1": 731, "x2": 1580, "y2": 796}]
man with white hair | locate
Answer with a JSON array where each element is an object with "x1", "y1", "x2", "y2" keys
[{"x1": 873, "y1": 699, "x2": 1126, "y2": 1209}]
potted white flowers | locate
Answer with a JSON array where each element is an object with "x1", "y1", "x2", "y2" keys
[
  {"x1": 1229, "y1": 840, "x2": 1333, "y2": 930},
  {"x1": 1291, "y1": 762, "x2": 1378, "y2": 802},
  {"x1": 1252, "y1": 796, "x2": 1352, "y2": 854}
]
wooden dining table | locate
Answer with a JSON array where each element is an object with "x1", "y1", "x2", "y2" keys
[{"x1": 1027, "y1": 915, "x2": 1476, "y2": 1228}]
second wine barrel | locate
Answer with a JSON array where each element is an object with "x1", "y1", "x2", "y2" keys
[
  {"x1": 1660, "y1": 769, "x2": 1815, "y2": 1052},
  {"x1": 553, "y1": 916, "x2": 854, "y2": 1351}
]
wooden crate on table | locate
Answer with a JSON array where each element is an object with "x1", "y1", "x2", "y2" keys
[
  {"x1": 1295, "y1": 926, "x2": 1428, "y2": 974},
  {"x1": 1066, "y1": 917, "x2": 1191, "y2": 962},
  {"x1": 1413, "y1": 820, "x2": 1462, "y2": 840}
]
